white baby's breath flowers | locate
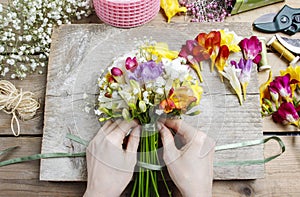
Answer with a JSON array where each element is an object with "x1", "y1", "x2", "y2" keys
[{"x1": 0, "y1": 0, "x2": 92, "y2": 79}]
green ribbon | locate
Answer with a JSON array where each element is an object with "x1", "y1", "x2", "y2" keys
[{"x1": 0, "y1": 135, "x2": 285, "y2": 169}]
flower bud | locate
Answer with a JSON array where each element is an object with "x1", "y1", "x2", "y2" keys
[
  {"x1": 111, "y1": 67, "x2": 123, "y2": 76},
  {"x1": 139, "y1": 100, "x2": 147, "y2": 112},
  {"x1": 122, "y1": 108, "x2": 131, "y2": 121},
  {"x1": 109, "y1": 82, "x2": 119, "y2": 90}
]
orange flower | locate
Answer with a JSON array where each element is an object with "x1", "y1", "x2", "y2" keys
[
  {"x1": 215, "y1": 45, "x2": 230, "y2": 81},
  {"x1": 159, "y1": 98, "x2": 176, "y2": 113},
  {"x1": 170, "y1": 86, "x2": 197, "y2": 111},
  {"x1": 196, "y1": 31, "x2": 221, "y2": 71}
]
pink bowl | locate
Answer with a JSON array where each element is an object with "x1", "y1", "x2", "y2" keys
[{"x1": 93, "y1": 0, "x2": 160, "y2": 28}]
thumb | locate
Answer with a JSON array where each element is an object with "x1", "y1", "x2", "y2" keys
[{"x1": 158, "y1": 122, "x2": 180, "y2": 164}]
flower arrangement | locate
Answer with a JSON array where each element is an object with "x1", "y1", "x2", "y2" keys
[
  {"x1": 260, "y1": 66, "x2": 300, "y2": 127},
  {"x1": 95, "y1": 30, "x2": 263, "y2": 195},
  {"x1": 96, "y1": 40, "x2": 203, "y2": 196},
  {"x1": 0, "y1": 0, "x2": 92, "y2": 79}
]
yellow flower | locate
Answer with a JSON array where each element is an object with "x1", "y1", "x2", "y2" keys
[
  {"x1": 182, "y1": 76, "x2": 203, "y2": 104},
  {"x1": 160, "y1": 0, "x2": 187, "y2": 23},
  {"x1": 144, "y1": 42, "x2": 178, "y2": 62},
  {"x1": 259, "y1": 71, "x2": 272, "y2": 105},
  {"x1": 220, "y1": 29, "x2": 241, "y2": 53}
]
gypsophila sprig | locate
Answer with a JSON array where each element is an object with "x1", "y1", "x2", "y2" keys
[{"x1": 0, "y1": 0, "x2": 92, "y2": 79}]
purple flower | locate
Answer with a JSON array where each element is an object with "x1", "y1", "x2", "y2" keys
[
  {"x1": 269, "y1": 74, "x2": 292, "y2": 102},
  {"x1": 128, "y1": 61, "x2": 163, "y2": 83},
  {"x1": 231, "y1": 58, "x2": 253, "y2": 100},
  {"x1": 239, "y1": 36, "x2": 262, "y2": 64},
  {"x1": 231, "y1": 58, "x2": 253, "y2": 84},
  {"x1": 272, "y1": 102, "x2": 299, "y2": 126}
]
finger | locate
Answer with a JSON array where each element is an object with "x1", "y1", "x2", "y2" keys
[
  {"x1": 102, "y1": 119, "x2": 122, "y2": 135},
  {"x1": 100, "y1": 119, "x2": 113, "y2": 131},
  {"x1": 92, "y1": 119, "x2": 121, "y2": 143},
  {"x1": 126, "y1": 125, "x2": 141, "y2": 152},
  {"x1": 158, "y1": 122, "x2": 180, "y2": 164},
  {"x1": 107, "y1": 120, "x2": 139, "y2": 145},
  {"x1": 109, "y1": 120, "x2": 139, "y2": 137},
  {"x1": 160, "y1": 118, "x2": 196, "y2": 142}
]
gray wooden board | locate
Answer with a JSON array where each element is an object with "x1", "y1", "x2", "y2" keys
[{"x1": 40, "y1": 23, "x2": 264, "y2": 181}]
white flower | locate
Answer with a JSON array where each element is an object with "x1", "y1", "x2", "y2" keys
[
  {"x1": 219, "y1": 65, "x2": 243, "y2": 105},
  {"x1": 25, "y1": 35, "x2": 32, "y2": 42},
  {"x1": 0, "y1": 46, "x2": 4, "y2": 53},
  {"x1": 0, "y1": 4, "x2": 3, "y2": 12}
]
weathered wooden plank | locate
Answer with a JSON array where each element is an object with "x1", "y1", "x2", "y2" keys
[
  {"x1": 0, "y1": 136, "x2": 298, "y2": 196},
  {"x1": 40, "y1": 23, "x2": 264, "y2": 181}
]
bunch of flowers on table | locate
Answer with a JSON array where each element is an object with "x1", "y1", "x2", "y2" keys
[
  {"x1": 260, "y1": 66, "x2": 300, "y2": 127},
  {"x1": 95, "y1": 40, "x2": 203, "y2": 196}
]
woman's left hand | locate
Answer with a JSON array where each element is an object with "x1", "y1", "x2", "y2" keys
[{"x1": 84, "y1": 119, "x2": 141, "y2": 197}]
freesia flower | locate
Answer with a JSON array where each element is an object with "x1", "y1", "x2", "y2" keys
[
  {"x1": 170, "y1": 86, "x2": 197, "y2": 111},
  {"x1": 272, "y1": 102, "x2": 300, "y2": 127},
  {"x1": 159, "y1": 98, "x2": 176, "y2": 113},
  {"x1": 111, "y1": 67, "x2": 123, "y2": 76},
  {"x1": 144, "y1": 42, "x2": 179, "y2": 61},
  {"x1": 160, "y1": 0, "x2": 187, "y2": 23},
  {"x1": 239, "y1": 36, "x2": 262, "y2": 64},
  {"x1": 280, "y1": 65, "x2": 300, "y2": 95},
  {"x1": 231, "y1": 58, "x2": 253, "y2": 100},
  {"x1": 197, "y1": 31, "x2": 221, "y2": 71},
  {"x1": 219, "y1": 65, "x2": 243, "y2": 105},
  {"x1": 220, "y1": 29, "x2": 241, "y2": 52},
  {"x1": 215, "y1": 45, "x2": 230, "y2": 80},
  {"x1": 179, "y1": 40, "x2": 204, "y2": 82},
  {"x1": 269, "y1": 74, "x2": 293, "y2": 103},
  {"x1": 259, "y1": 71, "x2": 273, "y2": 105},
  {"x1": 125, "y1": 57, "x2": 138, "y2": 71},
  {"x1": 128, "y1": 61, "x2": 163, "y2": 83}
]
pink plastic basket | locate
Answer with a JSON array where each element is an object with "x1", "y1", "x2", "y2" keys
[{"x1": 93, "y1": 0, "x2": 160, "y2": 28}]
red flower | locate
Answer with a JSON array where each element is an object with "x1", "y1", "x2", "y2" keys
[{"x1": 125, "y1": 57, "x2": 138, "y2": 71}]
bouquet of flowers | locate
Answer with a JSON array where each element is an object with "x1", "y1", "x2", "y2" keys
[
  {"x1": 260, "y1": 66, "x2": 300, "y2": 127},
  {"x1": 96, "y1": 40, "x2": 203, "y2": 196}
]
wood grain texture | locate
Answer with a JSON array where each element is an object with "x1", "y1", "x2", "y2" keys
[
  {"x1": 1, "y1": 137, "x2": 298, "y2": 196},
  {"x1": 0, "y1": 0, "x2": 299, "y2": 195},
  {"x1": 40, "y1": 23, "x2": 264, "y2": 181}
]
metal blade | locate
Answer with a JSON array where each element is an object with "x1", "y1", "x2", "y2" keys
[
  {"x1": 253, "y1": 13, "x2": 276, "y2": 24},
  {"x1": 276, "y1": 34, "x2": 300, "y2": 54},
  {"x1": 253, "y1": 13, "x2": 278, "y2": 32}
]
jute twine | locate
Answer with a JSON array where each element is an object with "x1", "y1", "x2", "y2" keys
[{"x1": 0, "y1": 80, "x2": 40, "y2": 136}]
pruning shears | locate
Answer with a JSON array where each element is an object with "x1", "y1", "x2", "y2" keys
[{"x1": 253, "y1": 5, "x2": 300, "y2": 35}]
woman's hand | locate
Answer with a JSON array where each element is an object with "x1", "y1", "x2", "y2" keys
[
  {"x1": 158, "y1": 119, "x2": 215, "y2": 197},
  {"x1": 84, "y1": 120, "x2": 140, "y2": 197}
]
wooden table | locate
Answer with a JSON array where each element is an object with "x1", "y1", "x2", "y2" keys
[{"x1": 1, "y1": 0, "x2": 300, "y2": 196}]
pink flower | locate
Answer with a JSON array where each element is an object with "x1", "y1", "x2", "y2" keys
[
  {"x1": 239, "y1": 36, "x2": 262, "y2": 64},
  {"x1": 272, "y1": 102, "x2": 299, "y2": 126},
  {"x1": 269, "y1": 74, "x2": 292, "y2": 102},
  {"x1": 125, "y1": 57, "x2": 138, "y2": 71},
  {"x1": 111, "y1": 67, "x2": 123, "y2": 76}
]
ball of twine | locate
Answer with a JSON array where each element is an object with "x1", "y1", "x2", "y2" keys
[{"x1": 0, "y1": 80, "x2": 40, "y2": 136}]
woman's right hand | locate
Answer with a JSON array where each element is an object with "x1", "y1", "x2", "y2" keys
[{"x1": 158, "y1": 119, "x2": 215, "y2": 197}]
